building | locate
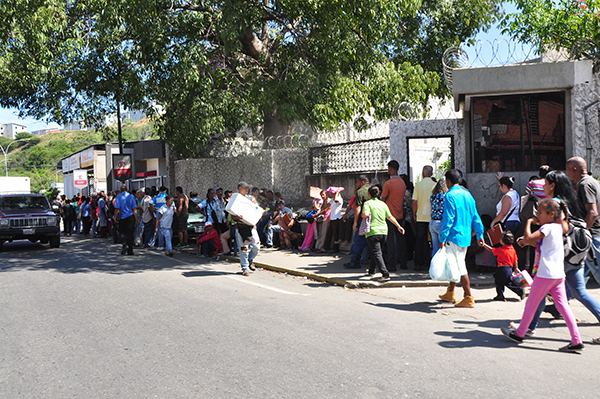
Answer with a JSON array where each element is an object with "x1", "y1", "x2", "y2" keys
[
  {"x1": 61, "y1": 139, "x2": 168, "y2": 198},
  {"x1": 31, "y1": 128, "x2": 62, "y2": 136},
  {"x1": 0, "y1": 123, "x2": 28, "y2": 139}
]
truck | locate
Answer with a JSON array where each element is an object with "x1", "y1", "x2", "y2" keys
[
  {"x1": 0, "y1": 193, "x2": 61, "y2": 251},
  {"x1": 0, "y1": 176, "x2": 31, "y2": 195}
]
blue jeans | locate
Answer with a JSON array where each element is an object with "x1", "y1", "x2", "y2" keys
[
  {"x1": 158, "y1": 227, "x2": 172, "y2": 252},
  {"x1": 266, "y1": 224, "x2": 284, "y2": 246},
  {"x1": 236, "y1": 228, "x2": 260, "y2": 271},
  {"x1": 584, "y1": 235, "x2": 600, "y2": 286},
  {"x1": 350, "y1": 230, "x2": 369, "y2": 266},
  {"x1": 566, "y1": 266, "x2": 600, "y2": 323},
  {"x1": 429, "y1": 219, "x2": 443, "y2": 259}
]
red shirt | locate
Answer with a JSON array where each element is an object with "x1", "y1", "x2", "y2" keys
[
  {"x1": 492, "y1": 245, "x2": 517, "y2": 267},
  {"x1": 197, "y1": 228, "x2": 222, "y2": 253},
  {"x1": 382, "y1": 176, "x2": 406, "y2": 220}
]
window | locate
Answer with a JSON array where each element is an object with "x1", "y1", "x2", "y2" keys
[{"x1": 471, "y1": 92, "x2": 565, "y2": 172}]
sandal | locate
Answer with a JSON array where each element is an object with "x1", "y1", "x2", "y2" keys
[{"x1": 592, "y1": 337, "x2": 600, "y2": 344}]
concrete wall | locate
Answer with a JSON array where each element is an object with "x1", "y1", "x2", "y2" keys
[
  {"x1": 173, "y1": 149, "x2": 310, "y2": 206},
  {"x1": 389, "y1": 119, "x2": 466, "y2": 176}
]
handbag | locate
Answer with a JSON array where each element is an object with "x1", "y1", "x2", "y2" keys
[{"x1": 358, "y1": 215, "x2": 371, "y2": 236}]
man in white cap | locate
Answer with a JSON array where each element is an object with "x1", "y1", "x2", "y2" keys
[{"x1": 231, "y1": 182, "x2": 260, "y2": 276}]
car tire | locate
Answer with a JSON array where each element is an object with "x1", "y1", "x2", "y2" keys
[{"x1": 49, "y1": 236, "x2": 60, "y2": 248}]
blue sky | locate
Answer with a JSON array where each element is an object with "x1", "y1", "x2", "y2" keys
[{"x1": 0, "y1": 3, "x2": 524, "y2": 131}]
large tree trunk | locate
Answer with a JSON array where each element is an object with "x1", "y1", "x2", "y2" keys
[{"x1": 263, "y1": 113, "x2": 290, "y2": 138}]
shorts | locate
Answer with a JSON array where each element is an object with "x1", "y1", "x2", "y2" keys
[
  {"x1": 446, "y1": 242, "x2": 468, "y2": 276},
  {"x1": 176, "y1": 213, "x2": 188, "y2": 233}
]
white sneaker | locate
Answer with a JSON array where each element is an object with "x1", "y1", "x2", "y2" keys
[{"x1": 157, "y1": 247, "x2": 165, "y2": 251}]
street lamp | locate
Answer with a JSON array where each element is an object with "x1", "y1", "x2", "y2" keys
[{"x1": 0, "y1": 138, "x2": 31, "y2": 177}]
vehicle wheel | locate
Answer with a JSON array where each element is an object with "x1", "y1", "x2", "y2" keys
[
  {"x1": 29, "y1": 238, "x2": 39, "y2": 243},
  {"x1": 49, "y1": 236, "x2": 60, "y2": 248},
  {"x1": 0, "y1": 241, "x2": 3, "y2": 252}
]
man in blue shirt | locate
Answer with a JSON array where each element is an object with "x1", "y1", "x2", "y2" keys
[
  {"x1": 438, "y1": 169, "x2": 485, "y2": 308},
  {"x1": 114, "y1": 184, "x2": 140, "y2": 255}
]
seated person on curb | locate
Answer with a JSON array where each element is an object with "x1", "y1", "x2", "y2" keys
[
  {"x1": 280, "y1": 212, "x2": 303, "y2": 250},
  {"x1": 480, "y1": 230, "x2": 525, "y2": 301},
  {"x1": 197, "y1": 221, "x2": 222, "y2": 258},
  {"x1": 265, "y1": 200, "x2": 294, "y2": 249}
]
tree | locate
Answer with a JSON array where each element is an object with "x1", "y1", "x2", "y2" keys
[
  {"x1": 501, "y1": 0, "x2": 600, "y2": 59},
  {"x1": 0, "y1": 1, "x2": 502, "y2": 158}
]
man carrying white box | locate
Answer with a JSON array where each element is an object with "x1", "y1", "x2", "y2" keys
[{"x1": 226, "y1": 182, "x2": 263, "y2": 276}]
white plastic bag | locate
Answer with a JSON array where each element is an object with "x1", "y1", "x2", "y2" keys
[{"x1": 429, "y1": 246, "x2": 461, "y2": 282}]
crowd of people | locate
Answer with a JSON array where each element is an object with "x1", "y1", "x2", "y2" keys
[{"x1": 52, "y1": 155, "x2": 600, "y2": 350}]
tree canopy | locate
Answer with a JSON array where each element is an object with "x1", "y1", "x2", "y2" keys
[
  {"x1": 0, "y1": 0, "x2": 502, "y2": 157},
  {"x1": 501, "y1": 0, "x2": 600, "y2": 59}
]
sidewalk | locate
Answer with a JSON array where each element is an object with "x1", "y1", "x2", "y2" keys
[{"x1": 182, "y1": 245, "x2": 496, "y2": 289}]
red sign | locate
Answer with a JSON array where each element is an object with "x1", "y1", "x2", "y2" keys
[
  {"x1": 136, "y1": 170, "x2": 157, "y2": 178},
  {"x1": 113, "y1": 154, "x2": 132, "y2": 181}
]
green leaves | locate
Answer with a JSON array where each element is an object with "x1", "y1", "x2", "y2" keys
[{"x1": 0, "y1": 0, "x2": 500, "y2": 158}]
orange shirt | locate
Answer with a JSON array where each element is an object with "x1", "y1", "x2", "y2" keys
[
  {"x1": 492, "y1": 245, "x2": 517, "y2": 267},
  {"x1": 382, "y1": 176, "x2": 406, "y2": 220}
]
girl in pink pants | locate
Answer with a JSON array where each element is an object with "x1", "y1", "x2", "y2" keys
[{"x1": 502, "y1": 198, "x2": 583, "y2": 353}]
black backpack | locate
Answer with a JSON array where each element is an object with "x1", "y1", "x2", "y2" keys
[{"x1": 564, "y1": 218, "x2": 593, "y2": 266}]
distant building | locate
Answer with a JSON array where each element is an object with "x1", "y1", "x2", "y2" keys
[
  {"x1": 31, "y1": 128, "x2": 62, "y2": 136},
  {"x1": 0, "y1": 123, "x2": 28, "y2": 139}
]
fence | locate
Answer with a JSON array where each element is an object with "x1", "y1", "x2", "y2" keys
[{"x1": 309, "y1": 137, "x2": 390, "y2": 175}]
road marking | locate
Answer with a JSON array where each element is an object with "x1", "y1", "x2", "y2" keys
[{"x1": 226, "y1": 276, "x2": 310, "y2": 296}]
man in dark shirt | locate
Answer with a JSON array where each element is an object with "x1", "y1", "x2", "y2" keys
[{"x1": 567, "y1": 157, "x2": 600, "y2": 285}]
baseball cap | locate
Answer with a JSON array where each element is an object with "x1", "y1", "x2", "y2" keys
[
  {"x1": 238, "y1": 181, "x2": 251, "y2": 188},
  {"x1": 205, "y1": 221, "x2": 213, "y2": 227}
]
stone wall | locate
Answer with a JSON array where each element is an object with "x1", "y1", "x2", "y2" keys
[
  {"x1": 571, "y1": 69, "x2": 600, "y2": 175},
  {"x1": 172, "y1": 149, "x2": 310, "y2": 206}
]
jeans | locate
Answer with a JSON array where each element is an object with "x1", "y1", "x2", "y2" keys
[
  {"x1": 566, "y1": 266, "x2": 600, "y2": 323},
  {"x1": 158, "y1": 227, "x2": 173, "y2": 252},
  {"x1": 350, "y1": 230, "x2": 369, "y2": 266},
  {"x1": 201, "y1": 239, "x2": 216, "y2": 255},
  {"x1": 266, "y1": 224, "x2": 284, "y2": 246},
  {"x1": 494, "y1": 266, "x2": 523, "y2": 299},
  {"x1": 386, "y1": 219, "x2": 406, "y2": 270},
  {"x1": 367, "y1": 234, "x2": 389, "y2": 276},
  {"x1": 236, "y1": 228, "x2": 260, "y2": 271},
  {"x1": 143, "y1": 219, "x2": 155, "y2": 246},
  {"x1": 503, "y1": 220, "x2": 521, "y2": 236},
  {"x1": 414, "y1": 221, "x2": 431, "y2": 267},
  {"x1": 429, "y1": 219, "x2": 443, "y2": 259},
  {"x1": 584, "y1": 235, "x2": 600, "y2": 286}
]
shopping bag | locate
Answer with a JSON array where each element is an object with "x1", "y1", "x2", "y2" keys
[
  {"x1": 429, "y1": 246, "x2": 461, "y2": 282},
  {"x1": 358, "y1": 215, "x2": 371, "y2": 236},
  {"x1": 429, "y1": 247, "x2": 448, "y2": 281},
  {"x1": 511, "y1": 269, "x2": 533, "y2": 288}
]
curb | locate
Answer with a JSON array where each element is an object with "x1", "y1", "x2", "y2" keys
[{"x1": 214, "y1": 254, "x2": 495, "y2": 289}]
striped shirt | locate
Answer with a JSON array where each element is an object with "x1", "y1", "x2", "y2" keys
[{"x1": 525, "y1": 178, "x2": 548, "y2": 199}]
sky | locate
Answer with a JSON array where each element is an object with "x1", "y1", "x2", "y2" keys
[{"x1": 0, "y1": 3, "x2": 526, "y2": 132}]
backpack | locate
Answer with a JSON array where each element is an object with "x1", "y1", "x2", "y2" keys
[{"x1": 564, "y1": 218, "x2": 593, "y2": 266}]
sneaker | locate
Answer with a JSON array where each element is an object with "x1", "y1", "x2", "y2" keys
[
  {"x1": 166, "y1": 252, "x2": 173, "y2": 257},
  {"x1": 121, "y1": 246, "x2": 127, "y2": 255},
  {"x1": 455, "y1": 295, "x2": 475, "y2": 308},
  {"x1": 558, "y1": 343, "x2": 584, "y2": 353},
  {"x1": 343, "y1": 263, "x2": 361, "y2": 269},
  {"x1": 265, "y1": 244, "x2": 273, "y2": 249},
  {"x1": 248, "y1": 261, "x2": 256, "y2": 271},
  {"x1": 379, "y1": 276, "x2": 391, "y2": 282},
  {"x1": 242, "y1": 270, "x2": 250, "y2": 276},
  {"x1": 493, "y1": 296, "x2": 507, "y2": 302},
  {"x1": 509, "y1": 322, "x2": 535, "y2": 337},
  {"x1": 196, "y1": 254, "x2": 207, "y2": 258},
  {"x1": 439, "y1": 290, "x2": 456, "y2": 303},
  {"x1": 501, "y1": 326, "x2": 523, "y2": 343},
  {"x1": 156, "y1": 247, "x2": 165, "y2": 251}
]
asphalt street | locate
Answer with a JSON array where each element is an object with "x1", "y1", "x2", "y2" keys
[{"x1": 1, "y1": 236, "x2": 599, "y2": 398}]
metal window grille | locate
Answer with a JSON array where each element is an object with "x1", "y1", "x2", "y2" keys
[{"x1": 309, "y1": 137, "x2": 390, "y2": 175}]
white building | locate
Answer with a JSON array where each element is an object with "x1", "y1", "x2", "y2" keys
[{"x1": 0, "y1": 123, "x2": 28, "y2": 139}]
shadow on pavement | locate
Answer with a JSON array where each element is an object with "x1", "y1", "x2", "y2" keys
[
  {"x1": 363, "y1": 301, "x2": 439, "y2": 314},
  {"x1": 182, "y1": 270, "x2": 234, "y2": 278}
]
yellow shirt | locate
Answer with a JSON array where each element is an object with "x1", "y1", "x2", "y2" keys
[{"x1": 413, "y1": 177, "x2": 436, "y2": 222}]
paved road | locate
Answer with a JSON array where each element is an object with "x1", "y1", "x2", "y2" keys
[{"x1": 1, "y1": 236, "x2": 599, "y2": 398}]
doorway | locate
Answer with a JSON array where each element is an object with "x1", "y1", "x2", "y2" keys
[{"x1": 407, "y1": 137, "x2": 453, "y2": 184}]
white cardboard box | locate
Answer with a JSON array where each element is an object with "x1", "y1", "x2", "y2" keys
[{"x1": 225, "y1": 193, "x2": 265, "y2": 226}]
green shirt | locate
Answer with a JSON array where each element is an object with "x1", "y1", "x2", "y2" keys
[
  {"x1": 355, "y1": 184, "x2": 370, "y2": 209},
  {"x1": 362, "y1": 198, "x2": 391, "y2": 237}
]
